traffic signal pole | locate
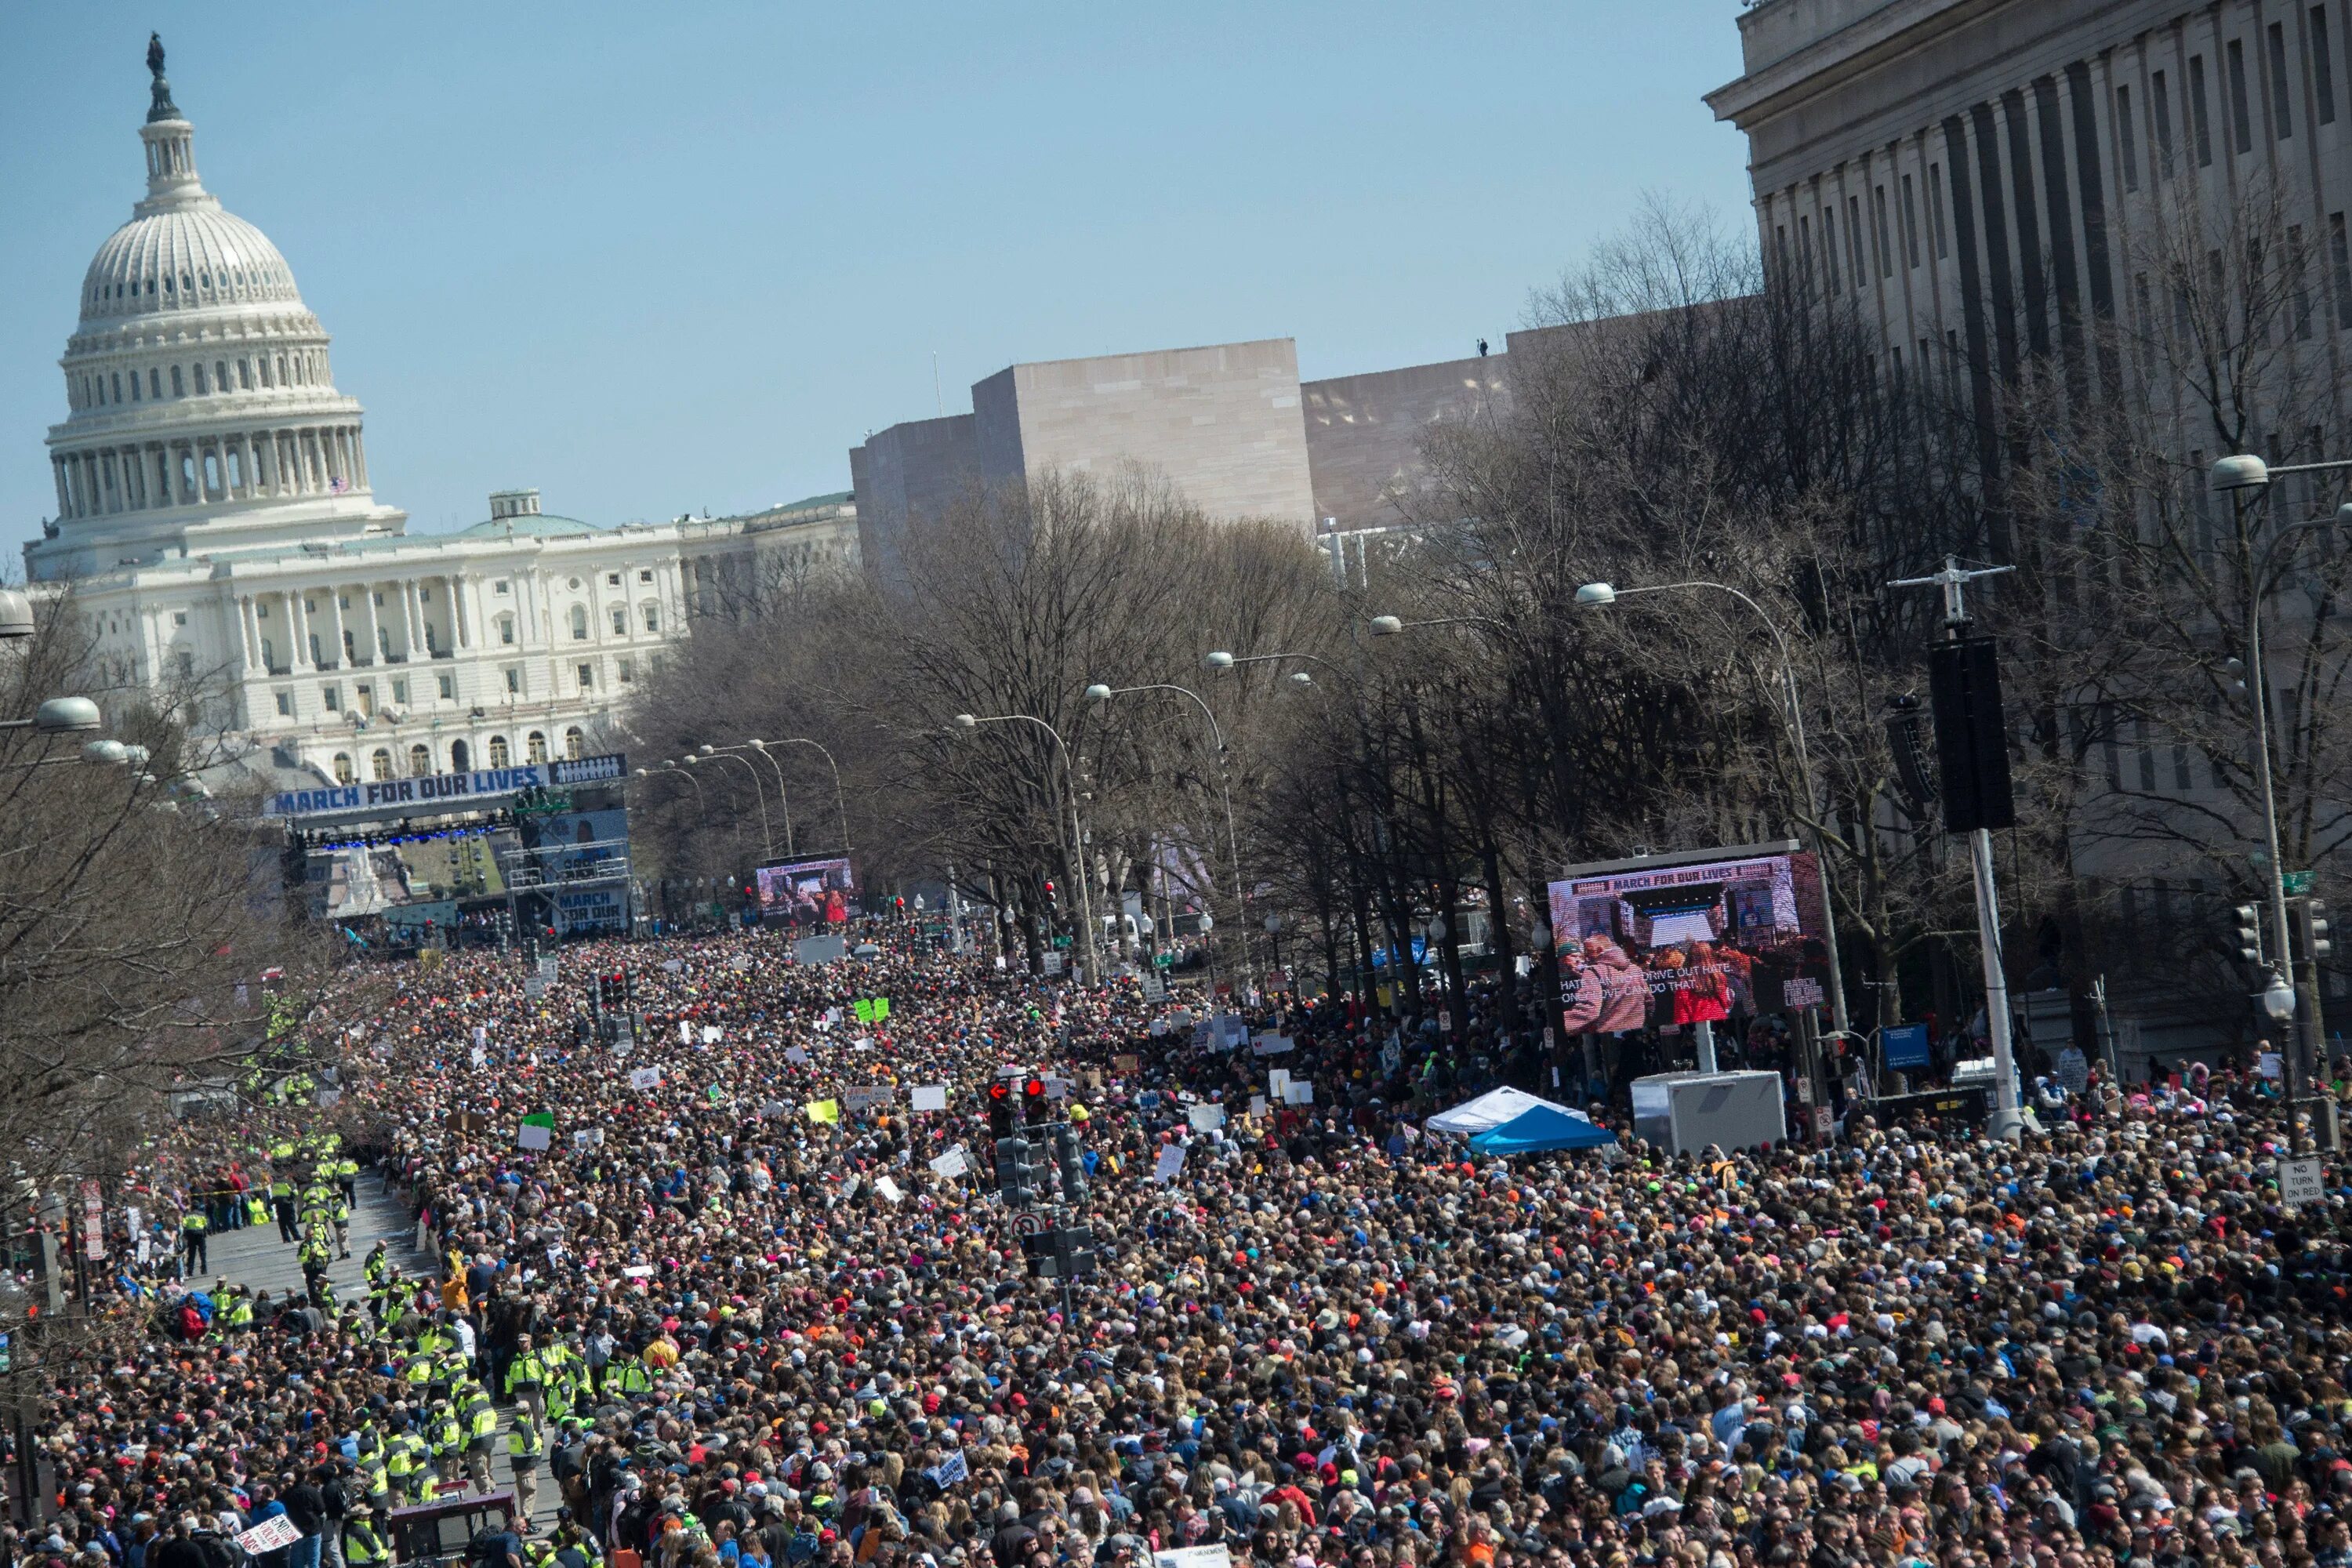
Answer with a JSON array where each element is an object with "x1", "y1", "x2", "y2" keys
[{"x1": 1892, "y1": 557, "x2": 2024, "y2": 1142}]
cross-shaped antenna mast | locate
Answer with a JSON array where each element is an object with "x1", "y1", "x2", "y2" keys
[{"x1": 1888, "y1": 554, "x2": 2016, "y2": 630}]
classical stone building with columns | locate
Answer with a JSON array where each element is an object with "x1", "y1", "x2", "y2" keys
[{"x1": 29, "y1": 45, "x2": 855, "y2": 789}]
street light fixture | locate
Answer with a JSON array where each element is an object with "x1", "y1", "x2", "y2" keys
[
  {"x1": 2263, "y1": 971, "x2": 2299, "y2": 1022},
  {"x1": 951, "y1": 710, "x2": 1099, "y2": 978},
  {"x1": 1202, "y1": 651, "x2": 1235, "y2": 672},
  {"x1": 1368, "y1": 615, "x2": 1403, "y2": 637},
  {"x1": 0, "y1": 696, "x2": 102, "y2": 734},
  {"x1": 0, "y1": 587, "x2": 33, "y2": 641},
  {"x1": 1573, "y1": 582, "x2": 1618, "y2": 608},
  {"x1": 1086, "y1": 679, "x2": 1252, "y2": 986}
]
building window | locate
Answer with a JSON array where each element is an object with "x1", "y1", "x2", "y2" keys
[
  {"x1": 494, "y1": 579, "x2": 510, "y2": 594},
  {"x1": 2190, "y1": 53, "x2": 2214, "y2": 165},
  {"x1": 499, "y1": 615, "x2": 516, "y2": 646},
  {"x1": 1900, "y1": 172, "x2": 1919, "y2": 267},
  {"x1": 564, "y1": 726, "x2": 585, "y2": 760},
  {"x1": 641, "y1": 603, "x2": 660, "y2": 633},
  {"x1": 617, "y1": 656, "x2": 634, "y2": 684},
  {"x1": 170, "y1": 365, "x2": 184, "y2": 397},
  {"x1": 576, "y1": 662, "x2": 594, "y2": 690},
  {"x1": 2269, "y1": 24, "x2": 2293, "y2": 140},
  {"x1": 173, "y1": 611, "x2": 187, "y2": 626},
  {"x1": 451, "y1": 739, "x2": 470, "y2": 771},
  {"x1": 391, "y1": 677, "x2": 408, "y2": 706},
  {"x1": 2332, "y1": 213, "x2": 2352, "y2": 328},
  {"x1": 2226, "y1": 38, "x2": 2253, "y2": 152},
  {"x1": 639, "y1": 569, "x2": 653, "y2": 583},
  {"x1": 505, "y1": 667, "x2": 521, "y2": 695},
  {"x1": 2317, "y1": 7, "x2": 2339, "y2": 125},
  {"x1": 275, "y1": 690, "x2": 292, "y2": 717},
  {"x1": 1926, "y1": 162, "x2": 1947, "y2": 258},
  {"x1": 570, "y1": 604, "x2": 588, "y2": 641},
  {"x1": 437, "y1": 673, "x2": 455, "y2": 701},
  {"x1": 2117, "y1": 84, "x2": 2138, "y2": 189},
  {"x1": 409, "y1": 743, "x2": 432, "y2": 776},
  {"x1": 2153, "y1": 70, "x2": 2175, "y2": 175},
  {"x1": 488, "y1": 735, "x2": 510, "y2": 767},
  {"x1": 321, "y1": 684, "x2": 341, "y2": 712},
  {"x1": 527, "y1": 731, "x2": 548, "y2": 764},
  {"x1": 1872, "y1": 184, "x2": 1891, "y2": 278},
  {"x1": 332, "y1": 753, "x2": 354, "y2": 785},
  {"x1": 611, "y1": 606, "x2": 627, "y2": 636},
  {"x1": 606, "y1": 573, "x2": 621, "y2": 587},
  {"x1": 370, "y1": 748, "x2": 394, "y2": 782}
]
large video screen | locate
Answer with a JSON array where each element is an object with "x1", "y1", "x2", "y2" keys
[
  {"x1": 307, "y1": 826, "x2": 519, "y2": 920},
  {"x1": 1548, "y1": 844, "x2": 1831, "y2": 1033},
  {"x1": 754, "y1": 855, "x2": 858, "y2": 923}
]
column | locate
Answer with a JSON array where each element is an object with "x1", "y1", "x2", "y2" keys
[
  {"x1": 290, "y1": 591, "x2": 314, "y2": 672},
  {"x1": 326, "y1": 585, "x2": 347, "y2": 669},
  {"x1": 239, "y1": 596, "x2": 261, "y2": 671},
  {"x1": 402, "y1": 578, "x2": 425, "y2": 656},
  {"x1": 452, "y1": 573, "x2": 473, "y2": 648},
  {"x1": 353, "y1": 430, "x2": 368, "y2": 489}
]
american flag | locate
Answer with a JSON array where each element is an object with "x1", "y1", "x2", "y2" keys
[{"x1": 328, "y1": 476, "x2": 350, "y2": 494}]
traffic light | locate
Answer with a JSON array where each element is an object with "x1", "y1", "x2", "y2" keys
[
  {"x1": 1043, "y1": 879, "x2": 1058, "y2": 909},
  {"x1": 1927, "y1": 636, "x2": 2015, "y2": 833},
  {"x1": 987, "y1": 1080, "x2": 1014, "y2": 1138},
  {"x1": 2292, "y1": 898, "x2": 2332, "y2": 963},
  {"x1": 1023, "y1": 1076, "x2": 1049, "y2": 1126},
  {"x1": 2236, "y1": 903, "x2": 2266, "y2": 964},
  {"x1": 1020, "y1": 1225, "x2": 1099, "y2": 1280},
  {"x1": 1052, "y1": 1124, "x2": 1087, "y2": 1203},
  {"x1": 995, "y1": 1136, "x2": 1036, "y2": 1207}
]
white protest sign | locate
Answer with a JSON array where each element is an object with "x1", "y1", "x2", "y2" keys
[
  {"x1": 760, "y1": 1099, "x2": 790, "y2": 1118},
  {"x1": 911, "y1": 1084, "x2": 949, "y2": 1112},
  {"x1": 875, "y1": 1175, "x2": 906, "y2": 1204},
  {"x1": 1249, "y1": 1094, "x2": 1268, "y2": 1119},
  {"x1": 1268, "y1": 1068, "x2": 1291, "y2": 1096},
  {"x1": 516, "y1": 1123, "x2": 553, "y2": 1152},
  {"x1": 786, "y1": 1045, "x2": 811, "y2": 1065},
  {"x1": 702, "y1": 1025, "x2": 724, "y2": 1044},
  {"x1": 662, "y1": 959, "x2": 684, "y2": 974},
  {"x1": 678, "y1": 1021, "x2": 692, "y2": 1044},
  {"x1": 238, "y1": 1517, "x2": 302, "y2": 1555},
  {"x1": 1188, "y1": 1104, "x2": 1226, "y2": 1132},
  {"x1": 1154, "y1": 1548, "x2": 1232, "y2": 1568},
  {"x1": 1250, "y1": 1033, "x2": 1294, "y2": 1057},
  {"x1": 930, "y1": 1147, "x2": 971, "y2": 1180},
  {"x1": 1153, "y1": 1145, "x2": 1187, "y2": 1183},
  {"x1": 1284, "y1": 1080, "x2": 1315, "y2": 1105},
  {"x1": 629, "y1": 1066, "x2": 662, "y2": 1091}
]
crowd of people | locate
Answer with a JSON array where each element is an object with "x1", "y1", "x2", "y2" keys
[{"x1": 6, "y1": 921, "x2": 2350, "y2": 1568}]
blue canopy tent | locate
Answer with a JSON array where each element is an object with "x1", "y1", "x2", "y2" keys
[{"x1": 1468, "y1": 1104, "x2": 1619, "y2": 1157}]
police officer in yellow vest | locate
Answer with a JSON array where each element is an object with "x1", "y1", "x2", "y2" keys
[
  {"x1": 462, "y1": 1384, "x2": 498, "y2": 1491},
  {"x1": 427, "y1": 1398, "x2": 465, "y2": 1488},
  {"x1": 505, "y1": 1410, "x2": 543, "y2": 1516},
  {"x1": 504, "y1": 1335, "x2": 549, "y2": 1420},
  {"x1": 342, "y1": 1503, "x2": 388, "y2": 1568},
  {"x1": 384, "y1": 1421, "x2": 428, "y2": 1504},
  {"x1": 179, "y1": 1210, "x2": 208, "y2": 1275}
]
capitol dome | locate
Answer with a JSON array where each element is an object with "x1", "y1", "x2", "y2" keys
[
  {"x1": 29, "y1": 37, "x2": 403, "y2": 582},
  {"x1": 77, "y1": 203, "x2": 303, "y2": 325}
]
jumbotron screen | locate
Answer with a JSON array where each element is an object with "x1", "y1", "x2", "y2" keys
[
  {"x1": 1547, "y1": 843, "x2": 1832, "y2": 1032},
  {"x1": 753, "y1": 855, "x2": 858, "y2": 923}
]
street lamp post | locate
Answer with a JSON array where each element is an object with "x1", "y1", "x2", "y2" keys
[
  {"x1": 759, "y1": 737, "x2": 853, "y2": 855},
  {"x1": 1085, "y1": 680, "x2": 1253, "y2": 989},
  {"x1": 690, "y1": 747, "x2": 775, "y2": 859},
  {"x1": 1568, "y1": 581, "x2": 1856, "y2": 1043},
  {"x1": 721, "y1": 742, "x2": 794, "y2": 856},
  {"x1": 2211, "y1": 454, "x2": 2352, "y2": 1148},
  {"x1": 953, "y1": 712, "x2": 1100, "y2": 982}
]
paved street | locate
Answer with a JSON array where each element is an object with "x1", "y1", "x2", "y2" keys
[{"x1": 201, "y1": 1171, "x2": 561, "y2": 1530}]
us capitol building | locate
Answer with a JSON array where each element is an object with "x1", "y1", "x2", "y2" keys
[{"x1": 28, "y1": 42, "x2": 854, "y2": 790}]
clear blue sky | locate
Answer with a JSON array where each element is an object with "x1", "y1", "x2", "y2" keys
[{"x1": 0, "y1": 3, "x2": 1753, "y2": 553}]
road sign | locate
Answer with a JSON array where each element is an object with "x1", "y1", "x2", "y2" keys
[
  {"x1": 2281, "y1": 1155, "x2": 2323, "y2": 1208},
  {"x1": 1012, "y1": 1211, "x2": 1044, "y2": 1236},
  {"x1": 1153, "y1": 951, "x2": 1174, "y2": 967},
  {"x1": 2284, "y1": 870, "x2": 2316, "y2": 895}
]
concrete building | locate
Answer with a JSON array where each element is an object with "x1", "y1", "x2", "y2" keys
[
  {"x1": 851, "y1": 336, "x2": 1529, "y2": 586},
  {"x1": 1706, "y1": 0, "x2": 2352, "y2": 441},
  {"x1": 852, "y1": 339, "x2": 1322, "y2": 584},
  {"x1": 1706, "y1": 0, "x2": 2352, "y2": 1056},
  {"x1": 27, "y1": 46, "x2": 853, "y2": 790}
]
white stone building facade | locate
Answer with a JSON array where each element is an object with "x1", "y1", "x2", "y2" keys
[{"x1": 29, "y1": 50, "x2": 855, "y2": 788}]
